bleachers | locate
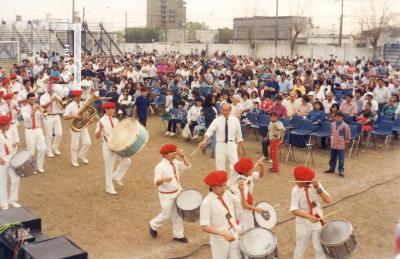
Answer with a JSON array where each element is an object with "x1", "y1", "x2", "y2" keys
[{"x1": 383, "y1": 44, "x2": 400, "y2": 69}]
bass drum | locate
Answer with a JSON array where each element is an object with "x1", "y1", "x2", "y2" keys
[
  {"x1": 10, "y1": 151, "x2": 37, "y2": 177},
  {"x1": 176, "y1": 189, "x2": 203, "y2": 223},
  {"x1": 239, "y1": 227, "x2": 279, "y2": 259},
  {"x1": 108, "y1": 118, "x2": 149, "y2": 157}
]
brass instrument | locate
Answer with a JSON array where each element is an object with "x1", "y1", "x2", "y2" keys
[
  {"x1": 35, "y1": 104, "x2": 48, "y2": 117},
  {"x1": 71, "y1": 93, "x2": 100, "y2": 132},
  {"x1": 52, "y1": 92, "x2": 68, "y2": 112}
]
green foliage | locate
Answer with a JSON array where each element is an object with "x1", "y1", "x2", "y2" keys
[
  {"x1": 216, "y1": 28, "x2": 233, "y2": 44},
  {"x1": 185, "y1": 21, "x2": 209, "y2": 31},
  {"x1": 125, "y1": 28, "x2": 161, "y2": 43}
]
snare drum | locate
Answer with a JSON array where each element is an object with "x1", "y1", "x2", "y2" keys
[
  {"x1": 254, "y1": 201, "x2": 277, "y2": 229},
  {"x1": 176, "y1": 189, "x2": 203, "y2": 222},
  {"x1": 108, "y1": 118, "x2": 149, "y2": 157},
  {"x1": 10, "y1": 151, "x2": 37, "y2": 177},
  {"x1": 319, "y1": 220, "x2": 358, "y2": 259},
  {"x1": 239, "y1": 227, "x2": 278, "y2": 259}
]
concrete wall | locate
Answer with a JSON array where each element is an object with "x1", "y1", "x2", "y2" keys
[{"x1": 122, "y1": 42, "x2": 373, "y2": 61}]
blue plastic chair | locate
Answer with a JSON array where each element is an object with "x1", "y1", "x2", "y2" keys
[
  {"x1": 393, "y1": 117, "x2": 400, "y2": 132},
  {"x1": 289, "y1": 115, "x2": 303, "y2": 129},
  {"x1": 348, "y1": 124, "x2": 361, "y2": 158},
  {"x1": 280, "y1": 118, "x2": 291, "y2": 128},
  {"x1": 252, "y1": 114, "x2": 269, "y2": 139},
  {"x1": 245, "y1": 112, "x2": 259, "y2": 125},
  {"x1": 291, "y1": 120, "x2": 313, "y2": 135},
  {"x1": 367, "y1": 120, "x2": 393, "y2": 150},
  {"x1": 285, "y1": 131, "x2": 314, "y2": 166},
  {"x1": 343, "y1": 115, "x2": 355, "y2": 124},
  {"x1": 310, "y1": 121, "x2": 331, "y2": 147}
]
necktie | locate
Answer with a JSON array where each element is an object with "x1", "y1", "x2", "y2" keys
[
  {"x1": 217, "y1": 196, "x2": 240, "y2": 228},
  {"x1": 31, "y1": 106, "x2": 36, "y2": 129},
  {"x1": 170, "y1": 161, "x2": 179, "y2": 184},
  {"x1": 4, "y1": 144, "x2": 9, "y2": 155},
  {"x1": 304, "y1": 187, "x2": 325, "y2": 225},
  {"x1": 225, "y1": 117, "x2": 228, "y2": 143},
  {"x1": 246, "y1": 181, "x2": 253, "y2": 205},
  {"x1": 8, "y1": 106, "x2": 12, "y2": 121},
  {"x1": 109, "y1": 116, "x2": 114, "y2": 128}
]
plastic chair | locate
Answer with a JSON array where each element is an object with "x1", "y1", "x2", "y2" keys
[
  {"x1": 289, "y1": 115, "x2": 304, "y2": 129},
  {"x1": 393, "y1": 117, "x2": 400, "y2": 132},
  {"x1": 310, "y1": 121, "x2": 331, "y2": 147},
  {"x1": 286, "y1": 120, "x2": 314, "y2": 165},
  {"x1": 291, "y1": 120, "x2": 313, "y2": 135},
  {"x1": 343, "y1": 115, "x2": 355, "y2": 124},
  {"x1": 348, "y1": 124, "x2": 361, "y2": 158},
  {"x1": 160, "y1": 108, "x2": 179, "y2": 130},
  {"x1": 366, "y1": 120, "x2": 393, "y2": 150},
  {"x1": 280, "y1": 117, "x2": 291, "y2": 128}
]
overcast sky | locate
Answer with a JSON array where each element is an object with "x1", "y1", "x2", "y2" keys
[{"x1": 1, "y1": 0, "x2": 399, "y2": 34}]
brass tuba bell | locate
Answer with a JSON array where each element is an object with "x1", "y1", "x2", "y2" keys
[{"x1": 70, "y1": 93, "x2": 100, "y2": 132}]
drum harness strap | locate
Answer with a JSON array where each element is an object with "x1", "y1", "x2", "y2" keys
[
  {"x1": 304, "y1": 186, "x2": 325, "y2": 226},
  {"x1": 217, "y1": 195, "x2": 240, "y2": 232}
]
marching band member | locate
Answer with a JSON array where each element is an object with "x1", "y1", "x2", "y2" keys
[
  {"x1": 0, "y1": 93, "x2": 20, "y2": 148},
  {"x1": 231, "y1": 157, "x2": 265, "y2": 231},
  {"x1": 21, "y1": 93, "x2": 46, "y2": 173},
  {"x1": 1, "y1": 78, "x2": 12, "y2": 95},
  {"x1": 17, "y1": 79, "x2": 34, "y2": 106},
  {"x1": 40, "y1": 84, "x2": 63, "y2": 157},
  {"x1": 81, "y1": 76, "x2": 94, "y2": 101},
  {"x1": 200, "y1": 170, "x2": 250, "y2": 259},
  {"x1": 10, "y1": 73, "x2": 22, "y2": 94},
  {"x1": 94, "y1": 102, "x2": 131, "y2": 195},
  {"x1": 199, "y1": 103, "x2": 244, "y2": 187},
  {"x1": 290, "y1": 165, "x2": 331, "y2": 259},
  {"x1": 149, "y1": 144, "x2": 191, "y2": 243},
  {"x1": 0, "y1": 115, "x2": 21, "y2": 210},
  {"x1": 63, "y1": 90, "x2": 92, "y2": 167}
]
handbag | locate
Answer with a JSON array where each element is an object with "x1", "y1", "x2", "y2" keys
[{"x1": 181, "y1": 123, "x2": 192, "y2": 139}]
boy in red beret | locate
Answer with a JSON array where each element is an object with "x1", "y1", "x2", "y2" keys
[
  {"x1": 149, "y1": 144, "x2": 191, "y2": 243},
  {"x1": 63, "y1": 90, "x2": 92, "y2": 167},
  {"x1": 290, "y1": 165, "x2": 331, "y2": 259},
  {"x1": 95, "y1": 102, "x2": 131, "y2": 195},
  {"x1": 0, "y1": 93, "x2": 19, "y2": 148},
  {"x1": 0, "y1": 115, "x2": 21, "y2": 209},
  {"x1": 200, "y1": 170, "x2": 254, "y2": 259},
  {"x1": 231, "y1": 157, "x2": 265, "y2": 231}
]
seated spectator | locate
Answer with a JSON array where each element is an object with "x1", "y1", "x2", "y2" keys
[
  {"x1": 187, "y1": 97, "x2": 204, "y2": 136},
  {"x1": 381, "y1": 95, "x2": 398, "y2": 119},
  {"x1": 357, "y1": 102, "x2": 375, "y2": 133},
  {"x1": 250, "y1": 91, "x2": 261, "y2": 106},
  {"x1": 283, "y1": 92, "x2": 300, "y2": 118},
  {"x1": 323, "y1": 92, "x2": 337, "y2": 113},
  {"x1": 165, "y1": 89, "x2": 173, "y2": 112},
  {"x1": 192, "y1": 112, "x2": 206, "y2": 139},
  {"x1": 291, "y1": 78, "x2": 306, "y2": 96},
  {"x1": 241, "y1": 92, "x2": 254, "y2": 113},
  {"x1": 362, "y1": 92, "x2": 379, "y2": 112},
  {"x1": 328, "y1": 103, "x2": 339, "y2": 122},
  {"x1": 260, "y1": 96, "x2": 274, "y2": 113},
  {"x1": 117, "y1": 88, "x2": 132, "y2": 117},
  {"x1": 340, "y1": 94, "x2": 358, "y2": 116},
  {"x1": 269, "y1": 95, "x2": 288, "y2": 118},
  {"x1": 166, "y1": 101, "x2": 187, "y2": 136},
  {"x1": 307, "y1": 101, "x2": 326, "y2": 131},
  {"x1": 313, "y1": 84, "x2": 325, "y2": 101},
  {"x1": 251, "y1": 102, "x2": 263, "y2": 116},
  {"x1": 231, "y1": 95, "x2": 244, "y2": 118},
  {"x1": 296, "y1": 95, "x2": 313, "y2": 117}
]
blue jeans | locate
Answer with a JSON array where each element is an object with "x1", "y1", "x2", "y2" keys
[{"x1": 329, "y1": 149, "x2": 345, "y2": 173}]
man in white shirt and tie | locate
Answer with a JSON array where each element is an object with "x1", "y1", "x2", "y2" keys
[
  {"x1": 63, "y1": 90, "x2": 92, "y2": 167},
  {"x1": 21, "y1": 93, "x2": 46, "y2": 173},
  {"x1": 95, "y1": 102, "x2": 131, "y2": 195},
  {"x1": 0, "y1": 93, "x2": 20, "y2": 148},
  {"x1": 200, "y1": 103, "x2": 244, "y2": 186},
  {"x1": 40, "y1": 84, "x2": 63, "y2": 158}
]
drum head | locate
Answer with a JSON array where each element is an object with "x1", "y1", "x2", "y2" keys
[
  {"x1": 176, "y1": 190, "x2": 203, "y2": 210},
  {"x1": 108, "y1": 119, "x2": 140, "y2": 152},
  {"x1": 10, "y1": 151, "x2": 32, "y2": 167},
  {"x1": 240, "y1": 227, "x2": 277, "y2": 257},
  {"x1": 320, "y1": 220, "x2": 353, "y2": 245},
  {"x1": 254, "y1": 201, "x2": 277, "y2": 229}
]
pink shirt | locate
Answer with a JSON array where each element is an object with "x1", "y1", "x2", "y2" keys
[{"x1": 330, "y1": 122, "x2": 350, "y2": 150}]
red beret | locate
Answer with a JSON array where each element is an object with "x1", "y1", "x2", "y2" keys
[
  {"x1": 2, "y1": 78, "x2": 10, "y2": 85},
  {"x1": 204, "y1": 170, "x2": 228, "y2": 186},
  {"x1": 101, "y1": 102, "x2": 116, "y2": 109},
  {"x1": 234, "y1": 157, "x2": 254, "y2": 174},
  {"x1": 293, "y1": 165, "x2": 315, "y2": 181},
  {"x1": 10, "y1": 73, "x2": 17, "y2": 80},
  {"x1": 160, "y1": 144, "x2": 177, "y2": 154},
  {"x1": 0, "y1": 115, "x2": 11, "y2": 125},
  {"x1": 3, "y1": 93, "x2": 13, "y2": 100},
  {"x1": 49, "y1": 76, "x2": 59, "y2": 82},
  {"x1": 70, "y1": 90, "x2": 83, "y2": 97}
]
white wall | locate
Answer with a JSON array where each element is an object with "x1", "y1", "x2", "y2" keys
[{"x1": 122, "y1": 42, "x2": 373, "y2": 61}]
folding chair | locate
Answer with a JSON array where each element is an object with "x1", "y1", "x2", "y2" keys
[
  {"x1": 343, "y1": 115, "x2": 355, "y2": 124},
  {"x1": 289, "y1": 115, "x2": 303, "y2": 130},
  {"x1": 310, "y1": 121, "x2": 331, "y2": 147},
  {"x1": 160, "y1": 108, "x2": 178, "y2": 131},
  {"x1": 348, "y1": 124, "x2": 361, "y2": 158},
  {"x1": 154, "y1": 94, "x2": 166, "y2": 114},
  {"x1": 393, "y1": 117, "x2": 400, "y2": 133},
  {"x1": 374, "y1": 115, "x2": 393, "y2": 130},
  {"x1": 286, "y1": 120, "x2": 314, "y2": 165},
  {"x1": 245, "y1": 112, "x2": 259, "y2": 138},
  {"x1": 366, "y1": 120, "x2": 393, "y2": 150},
  {"x1": 252, "y1": 114, "x2": 269, "y2": 140}
]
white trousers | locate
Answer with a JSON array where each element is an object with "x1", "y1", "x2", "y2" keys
[
  {"x1": 215, "y1": 142, "x2": 239, "y2": 186},
  {"x1": 294, "y1": 222, "x2": 325, "y2": 259},
  {"x1": 210, "y1": 239, "x2": 242, "y2": 259},
  {"x1": 43, "y1": 115, "x2": 62, "y2": 153},
  {"x1": 149, "y1": 194, "x2": 184, "y2": 238},
  {"x1": 102, "y1": 143, "x2": 131, "y2": 193},
  {"x1": 9, "y1": 123, "x2": 20, "y2": 145},
  {"x1": 25, "y1": 128, "x2": 46, "y2": 170},
  {"x1": 70, "y1": 129, "x2": 91, "y2": 164},
  {"x1": 0, "y1": 162, "x2": 20, "y2": 208}
]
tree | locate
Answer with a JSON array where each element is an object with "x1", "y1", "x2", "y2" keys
[
  {"x1": 360, "y1": 0, "x2": 396, "y2": 57},
  {"x1": 125, "y1": 28, "x2": 161, "y2": 43},
  {"x1": 216, "y1": 28, "x2": 233, "y2": 43},
  {"x1": 185, "y1": 21, "x2": 209, "y2": 42},
  {"x1": 287, "y1": 17, "x2": 307, "y2": 57}
]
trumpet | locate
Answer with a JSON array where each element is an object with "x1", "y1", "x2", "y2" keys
[{"x1": 52, "y1": 92, "x2": 68, "y2": 112}]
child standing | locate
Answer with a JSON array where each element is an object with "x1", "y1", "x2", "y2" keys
[
  {"x1": 134, "y1": 88, "x2": 154, "y2": 127},
  {"x1": 264, "y1": 112, "x2": 285, "y2": 173}
]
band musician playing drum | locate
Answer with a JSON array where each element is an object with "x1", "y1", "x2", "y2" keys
[
  {"x1": 0, "y1": 115, "x2": 21, "y2": 210},
  {"x1": 200, "y1": 170, "x2": 253, "y2": 259},
  {"x1": 63, "y1": 90, "x2": 92, "y2": 167},
  {"x1": 95, "y1": 102, "x2": 131, "y2": 195},
  {"x1": 149, "y1": 144, "x2": 191, "y2": 243},
  {"x1": 290, "y1": 165, "x2": 331, "y2": 259}
]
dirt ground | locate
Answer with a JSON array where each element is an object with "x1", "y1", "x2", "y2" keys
[{"x1": 12, "y1": 116, "x2": 400, "y2": 259}]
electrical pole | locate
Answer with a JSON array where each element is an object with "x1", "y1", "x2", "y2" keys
[
  {"x1": 125, "y1": 11, "x2": 127, "y2": 42},
  {"x1": 339, "y1": 0, "x2": 343, "y2": 47},
  {"x1": 275, "y1": 0, "x2": 278, "y2": 57},
  {"x1": 83, "y1": 7, "x2": 85, "y2": 23},
  {"x1": 72, "y1": 0, "x2": 75, "y2": 23}
]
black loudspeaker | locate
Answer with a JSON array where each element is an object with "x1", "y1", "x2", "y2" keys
[
  {"x1": 22, "y1": 236, "x2": 88, "y2": 259},
  {"x1": 0, "y1": 207, "x2": 41, "y2": 231}
]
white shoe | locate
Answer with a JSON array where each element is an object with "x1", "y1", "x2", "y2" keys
[
  {"x1": 165, "y1": 131, "x2": 171, "y2": 136},
  {"x1": 113, "y1": 178, "x2": 124, "y2": 186},
  {"x1": 9, "y1": 202, "x2": 21, "y2": 208},
  {"x1": 79, "y1": 157, "x2": 89, "y2": 164},
  {"x1": 106, "y1": 190, "x2": 117, "y2": 195},
  {"x1": 170, "y1": 132, "x2": 175, "y2": 136},
  {"x1": 47, "y1": 152, "x2": 55, "y2": 158},
  {"x1": 37, "y1": 168, "x2": 45, "y2": 173},
  {"x1": 1, "y1": 206, "x2": 9, "y2": 210},
  {"x1": 268, "y1": 159, "x2": 272, "y2": 163},
  {"x1": 53, "y1": 149, "x2": 61, "y2": 156},
  {"x1": 33, "y1": 171, "x2": 38, "y2": 175},
  {"x1": 72, "y1": 162, "x2": 80, "y2": 167}
]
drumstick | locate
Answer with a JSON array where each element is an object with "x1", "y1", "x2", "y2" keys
[
  {"x1": 273, "y1": 203, "x2": 281, "y2": 209},
  {"x1": 190, "y1": 147, "x2": 200, "y2": 157},
  {"x1": 288, "y1": 180, "x2": 329, "y2": 183},
  {"x1": 238, "y1": 234, "x2": 265, "y2": 239},
  {"x1": 322, "y1": 209, "x2": 343, "y2": 219}
]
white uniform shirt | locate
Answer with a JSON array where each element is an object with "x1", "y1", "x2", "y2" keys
[
  {"x1": 200, "y1": 191, "x2": 242, "y2": 242},
  {"x1": 21, "y1": 104, "x2": 42, "y2": 128},
  {"x1": 153, "y1": 158, "x2": 190, "y2": 196},
  {"x1": 0, "y1": 131, "x2": 15, "y2": 161},
  {"x1": 64, "y1": 101, "x2": 80, "y2": 117},
  {"x1": 0, "y1": 103, "x2": 18, "y2": 124},
  {"x1": 230, "y1": 172, "x2": 260, "y2": 204},
  {"x1": 40, "y1": 92, "x2": 63, "y2": 114},
  {"x1": 95, "y1": 115, "x2": 119, "y2": 142},
  {"x1": 290, "y1": 184, "x2": 327, "y2": 229},
  {"x1": 205, "y1": 115, "x2": 243, "y2": 143},
  {"x1": 17, "y1": 88, "x2": 33, "y2": 103}
]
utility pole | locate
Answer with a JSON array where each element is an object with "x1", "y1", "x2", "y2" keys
[
  {"x1": 338, "y1": 0, "x2": 344, "y2": 47},
  {"x1": 274, "y1": 0, "x2": 278, "y2": 57},
  {"x1": 125, "y1": 11, "x2": 127, "y2": 42},
  {"x1": 72, "y1": 0, "x2": 75, "y2": 23},
  {"x1": 83, "y1": 7, "x2": 85, "y2": 23}
]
